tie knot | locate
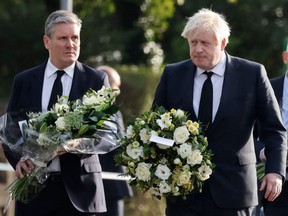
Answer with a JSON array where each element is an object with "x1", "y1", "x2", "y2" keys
[
  {"x1": 204, "y1": 71, "x2": 213, "y2": 79},
  {"x1": 56, "y1": 70, "x2": 65, "y2": 77}
]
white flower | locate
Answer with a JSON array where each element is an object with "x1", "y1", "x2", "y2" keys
[
  {"x1": 177, "y1": 143, "x2": 192, "y2": 159},
  {"x1": 155, "y1": 164, "x2": 171, "y2": 180},
  {"x1": 135, "y1": 118, "x2": 146, "y2": 126},
  {"x1": 173, "y1": 158, "x2": 182, "y2": 165},
  {"x1": 175, "y1": 109, "x2": 185, "y2": 118},
  {"x1": 187, "y1": 149, "x2": 203, "y2": 166},
  {"x1": 171, "y1": 186, "x2": 180, "y2": 196},
  {"x1": 55, "y1": 116, "x2": 66, "y2": 131},
  {"x1": 54, "y1": 103, "x2": 69, "y2": 113},
  {"x1": 173, "y1": 126, "x2": 190, "y2": 144},
  {"x1": 176, "y1": 171, "x2": 192, "y2": 186},
  {"x1": 156, "y1": 112, "x2": 172, "y2": 129},
  {"x1": 126, "y1": 143, "x2": 144, "y2": 160},
  {"x1": 159, "y1": 181, "x2": 171, "y2": 194},
  {"x1": 126, "y1": 125, "x2": 134, "y2": 139},
  {"x1": 82, "y1": 94, "x2": 99, "y2": 105},
  {"x1": 139, "y1": 128, "x2": 151, "y2": 143},
  {"x1": 135, "y1": 162, "x2": 152, "y2": 181},
  {"x1": 198, "y1": 164, "x2": 212, "y2": 181}
]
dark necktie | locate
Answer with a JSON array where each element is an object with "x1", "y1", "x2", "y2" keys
[
  {"x1": 198, "y1": 71, "x2": 214, "y2": 126},
  {"x1": 48, "y1": 70, "x2": 65, "y2": 109}
]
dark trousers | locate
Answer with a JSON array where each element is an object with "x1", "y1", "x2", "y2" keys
[
  {"x1": 15, "y1": 174, "x2": 96, "y2": 216},
  {"x1": 263, "y1": 181, "x2": 288, "y2": 216},
  {"x1": 166, "y1": 184, "x2": 254, "y2": 216}
]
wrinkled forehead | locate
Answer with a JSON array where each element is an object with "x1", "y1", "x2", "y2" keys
[{"x1": 187, "y1": 28, "x2": 218, "y2": 42}]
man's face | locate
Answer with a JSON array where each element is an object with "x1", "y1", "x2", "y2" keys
[
  {"x1": 187, "y1": 29, "x2": 226, "y2": 70},
  {"x1": 43, "y1": 23, "x2": 80, "y2": 69}
]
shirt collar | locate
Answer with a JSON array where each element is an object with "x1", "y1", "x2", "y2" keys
[
  {"x1": 46, "y1": 58, "x2": 75, "y2": 78},
  {"x1": 196, "y1": 53, "x2": 226, "y2": 77}
]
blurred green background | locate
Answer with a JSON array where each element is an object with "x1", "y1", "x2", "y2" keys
[{"x1": 2, "y1": 0, "x2": 288, "y2": 215}]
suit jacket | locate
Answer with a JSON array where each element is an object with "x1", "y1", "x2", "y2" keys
[
  {"x1": 152, "y1": 53, "x2": 287, "y2": 209},
  {"x1": 270, "y1": 75, "x2": 284, "y2": 107},
  {"x1": 98, "y1": 111, "x2": 133, "y2": 201},
  {"x1": 3, "y1": 61, "x2": 109, "y2": 213}
]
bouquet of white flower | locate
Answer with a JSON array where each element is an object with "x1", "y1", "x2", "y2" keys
[
  {"x1": 114, "y1": 106, "x2": 215, "y2": 200},
  {"x1": 0, "y1": 86, "x2": 120, "y2": 203}
]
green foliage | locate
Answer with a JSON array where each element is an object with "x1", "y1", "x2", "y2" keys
[{"x1": 114, "y1": 65, "x2": 161, "y2": 126}]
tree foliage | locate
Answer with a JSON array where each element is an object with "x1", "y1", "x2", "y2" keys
[{"x1": 1, "y1": 0, "x2": 288, "y2": 98}]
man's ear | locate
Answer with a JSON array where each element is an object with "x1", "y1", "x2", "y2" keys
[
  {"x1": 282, "y1": 51, "x2": 288, "y2": 65},
  {"x1": 43, "y1": 35, "x2": 49, "y2": 50}
]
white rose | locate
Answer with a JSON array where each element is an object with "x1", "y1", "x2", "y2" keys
[
  {"x1": 187, "y1": 149, "x2": 203, "y2": 166},
  {"x1": 159, "y1": 181, "x2": 171, "y2": 194},
  {"x1": 55, "y1": 116, "x2": 66, "y2": 131},
  {"x1": 139, "y1": 128, "x2": 151, "y2": 144},
  {"x1": 198, "y1": 164, "x2": 212, "y2": 181},
  {"x1": 126, "y1": 125, "x2": 134, "y2": 139},
  {"x1": 175, "y1": 109, "x2": 185, "y2": 118},
  {"x1": 177, "y1": 143, "x2": 192, "y2": 159},
  {"x1": 173, "y1": 126, "x2": 190, "y2": 144},
  {"x1": 177, "y1": 171, "x2": 192, "y2": 186},
  {"x1": 135, "y1": 162, "x2": 152, "y2": 181},
  {"x1": 155, "y1": 164, "x2": 171, "y2": 180}
]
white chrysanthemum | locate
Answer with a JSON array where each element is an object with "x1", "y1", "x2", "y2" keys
[
  {"x1": 198, "y1": 164, "x2": 212, "y2": 181},
  {"x1": 156, "y1": 112, "x2": 172, "y2": 129},
  {"x1": 177, "y1": 143, "x2": 192, "y2": 159},
  {"x1": 187, "y1": 149, "x2": 203, "y2": 166},
  {"x1": 173, "y1": 126, "x2": 190, "y2": 144},
  {"x1": 135, "y1": 162, "x2": 152, "y2": 181},
  {"x1": 159, "y1": 181, "x2": 171, "y2": 194},
  {"x1": 126, "y1": 143, "x2": 144, "y2": 160},
  {"x1": 126, "y1": 125, "x2": 134, "y2": 139},
  {"x1": 139, "y1": 128, "x2": 151, "y2": 144},
  {"x1": 55, "y1": 116, "x2": 66, "y2": 131},
  {"x1": 155, "y1": 164, "x2": 171, "y2": 180}
]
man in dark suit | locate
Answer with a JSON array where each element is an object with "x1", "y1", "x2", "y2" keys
[
  {"x1": 152, "y1": 8, "x2": 287, "y2": 216},
  {"x1": 96, "y1": 65, "x2": 133, "y2": 216},
  {"x1": 3, "y1": 10, "x2": 108, "y2": 216},
  {"x1": 254, "y1": 47, "x2": 288, "y2": 216}
]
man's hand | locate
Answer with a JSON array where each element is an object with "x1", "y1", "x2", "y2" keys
[
  {"x1": 15, "y1": 156, "x2": 35, "y2": 179},
  {"x1": 260, "y1": 173, "x2": 283, "y2": 201}
]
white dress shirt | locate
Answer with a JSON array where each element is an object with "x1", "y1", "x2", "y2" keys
[
  {"x1": 282, "y1": 72, "x2": 288, "y2": 129},
  {"x1": 193, "y1": 54, "x2": 226, "y2": 122},
  {"x1": 42, "y1": 59, "x2": 74, "y2": 172}
]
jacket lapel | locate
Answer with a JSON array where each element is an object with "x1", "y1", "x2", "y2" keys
[
  {"x1": 69, "y1": 61, "x2": 87, "y2": 101},
  {"x1": 207, "y1": 54, "x2": 239, "y2": 132},
  {"x1": 30, "y1": 62, "x2": 46, "y2": 112}
]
